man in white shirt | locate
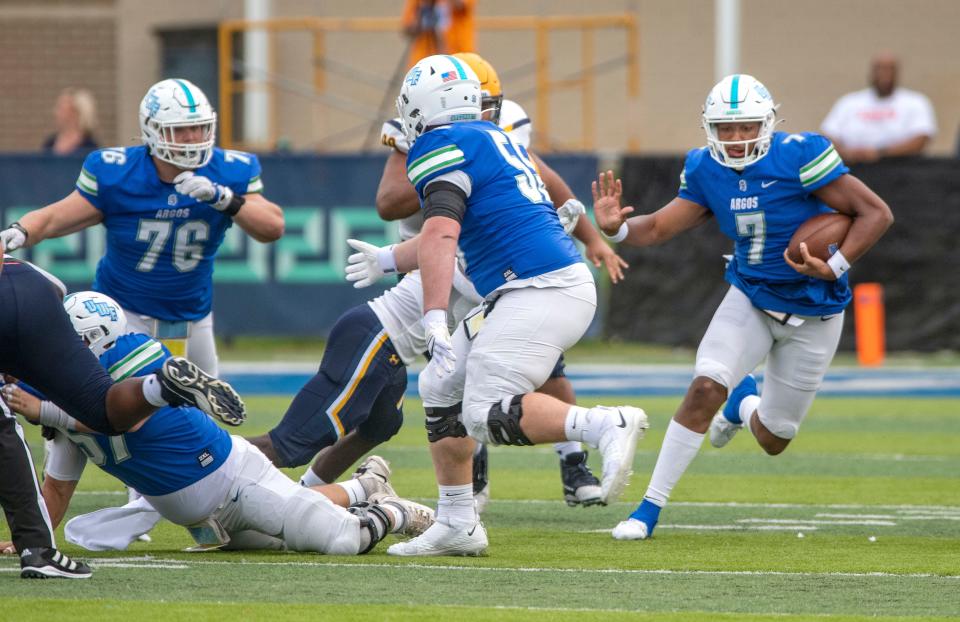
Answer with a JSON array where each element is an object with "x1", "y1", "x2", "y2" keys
[{"x1": 821, "y1": 52, "x2": 936, "y2": 163}]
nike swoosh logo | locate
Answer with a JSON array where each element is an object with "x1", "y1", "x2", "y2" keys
[
  {"x1": 231, "y1": 490, "x2": 241, "y2": 503},
  {"x1": 617, "y1": 411, "x2": 627, "y2": 428},
  {"x1": 761, "y1": 180, "x2": 778, "y2": 188},
  {"x1": 467, "y1": 525, "x2": 477, "y2": 536}
]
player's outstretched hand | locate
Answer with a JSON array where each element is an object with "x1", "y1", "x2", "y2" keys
[
  {"x1": 345, "y1": 239, "x2": 397, "y2": 288},
  {"x1": 423, "y1": 310, "x2": 456, "y2": 378},
  {"x1": 592, "y1": 171, "x2": 634, "y2": 236},
  {"x1": 1, "y1": 383, "x2": 41, "y2": 422},
  {"x1": 0, "y1": 223, "x2": 28, "y2": 252},
  {"x1": 173, "y1": 172, "x2": 234, "y2": 211},
  {"x1": 585, "y1": 240, "x2": 629, "y2": 284},
  {"x1": 783, "y1": 243, "x2": 836, "y2": 281}
]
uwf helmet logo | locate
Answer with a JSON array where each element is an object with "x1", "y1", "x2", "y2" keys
[
  {"x1": 405, "y1": 67, "x2": 422, "y2": 86},
  {"x1": 83, "y1": 299, "x2": 118, "y2": 321},
  {"x1": 145, "y1": 89, "x2": 161, "y2": 118}
]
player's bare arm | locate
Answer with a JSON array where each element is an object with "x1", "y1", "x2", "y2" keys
[
  {"x1": 418, "y1": 216, "x2": 459, "y2": 312},
  {"x1": 16, "y1": 191, "x2": 103, "y2": 246},
  {"x1": 232, "y1": 193, "x2": 285, "y2": 243},
  {"x1": 593, "y1": 171, "x2": 710, "y2": 246},
  {"x1": 376, "y1": 151, "x2": 420, "y2": 220},
  {"x1": 785, "y1": 175, "x2": 893, "y2": 279},
  {"x1": 533, "y1": 153, "x2": 628, "y2": 283}
]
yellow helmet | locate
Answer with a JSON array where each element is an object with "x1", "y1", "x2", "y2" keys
[{"x1": 453, "y1": 52, "x2": 504, "y2": 124}]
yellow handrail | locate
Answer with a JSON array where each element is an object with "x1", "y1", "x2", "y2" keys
[{"x1": 218, "y1": 14, "x2": 639, "y2": 151}]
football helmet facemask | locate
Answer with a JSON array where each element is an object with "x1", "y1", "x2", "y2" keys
[
  {"x1": 453, "y1": 52, "x2": 503, "y2": 125},
  {"x1": 396, "y1": 55, "x2": 482, "y2": 145},
  {"x1": 63, "y1": 291, "x2": 128, "y2": 357},
  {"x1": 139, "y1": 79, "x2": 217, "y2": 170},
  {"x1": 702, "y1": 74, "x2": 780, "y2": 169}
]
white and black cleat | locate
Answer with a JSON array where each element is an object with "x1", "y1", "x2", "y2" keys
[
  {"x1": 597, "y1": 406, "x2": 649, "y2": 505},
  {"x1": 20, "y1": 547, "x2": 92, "y2": 579},
  {"x1": 561, "y1": 451, "x2": 603, "y2": 507},
  {"x1": 158, "y1": 357, "x2": 246, "y2": 426},
  {"x1": 387, "y1": 521, "x2": 487, "y2": 557}
]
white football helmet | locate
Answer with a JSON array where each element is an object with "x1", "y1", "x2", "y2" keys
[
  {"x1": 396, "y1": 55, "x2": 482, "y2": 144},
  {"x1": 702, "y1": 74, "x2": 780, "y2": 169},
  {"x1": 139, "y1": 79, "x2": 217, "y2": 169},
  {"x1": 63, "y1": 291, "x2": 127, "y2": 357}
]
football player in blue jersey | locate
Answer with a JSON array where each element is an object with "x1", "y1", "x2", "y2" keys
[
  {"x1": 350, "y1": 55, "x2": 649, "y2": 556},
  {"x1": 1, "y1": 292, "x2": 434, "y2": 555},
  {"x1": 591, "y1": 74, "x2": 893, "y2": 540},
  {"x1": 0, "y1": 79, "x2": 284, "y2": 376}
]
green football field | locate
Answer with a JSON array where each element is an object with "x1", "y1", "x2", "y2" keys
[{"x1": 2, "y1": 394, "x2": 958, "y2": 621}]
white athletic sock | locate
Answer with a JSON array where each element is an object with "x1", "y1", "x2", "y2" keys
[
  {"x1": 436, "y1": 484, "x2": 476, "y2": 529},
  {"x1": 643, "y1": 418, "x2": 705, "y2": 507},
  {"x1": 338, "y1": 479, "x2": 367, "y2": 506},
  {"x1": 141, "y1": 375, "x2": 168, "y2": 407},
  {"x1": 553, "y1": 441, "x2": 582, "y2": 458},
  {"x1": 564, "y1": 405, "x2": 610, "y2": 448},
  {"x1": 740, "y1": 395, "x2": 761, "y2": 434},
  {"x1": 473, "y1": 442, "x2": 485, "y2": 457},
  {"x1": 379, "y1": 502, "x2": 406, "y2": 533},
  {"x1": 299, "y1": 468, "x2": 326, "y2": 488}
]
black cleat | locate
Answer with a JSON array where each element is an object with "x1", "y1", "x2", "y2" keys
[
  {"x1": 20, "y1": 547, "x2": 92, "y2": 579},
  {"x1": 158, "y1": 357, "x2": 246, "y2": 426},
  {"x1": 561, "y1": 451, "x2": 603, "y2": 507},
  {"x1": 472, "y1": 443, "x2": 490, "y2": 514}
]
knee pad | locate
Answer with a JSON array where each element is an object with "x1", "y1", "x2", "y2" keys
[
  {"x1": 424, "y1": 403, "x2": 467, "y2": 442},
  {"x1": 486, "y1": 395, "x2": 533, "y2": 446},
  {"x1": 347, "y1": 502, "x2": 391, "y2": 554}
]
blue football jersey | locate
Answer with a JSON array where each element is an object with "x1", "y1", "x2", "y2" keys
[
  {"x1": 76, "y1": 145, "x2": 264, "y2": 321},
  {"x1": 406, "y1": 121, "x2": 582, "y2": 297},
  {"x1": 62, "y1": 333, "x2": 232, "y2": 496},
  {"x1": 679, "y1": 131, "x2": 851, "y2": 315}
]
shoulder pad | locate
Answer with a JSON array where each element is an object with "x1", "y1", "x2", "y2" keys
[{"x1": 381, "y1": 119, "x2": 409, "y2": 154}]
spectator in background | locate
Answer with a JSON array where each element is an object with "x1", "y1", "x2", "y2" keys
[
  {"x1": 821, "y1": 52, "x2": 936, "y2": 163},
  {"x1": 402, "y1": 0, "x2": 476, "y2": 68},
  {"x1": 42, "y1": 88, "x2": 99, "y2": 157}
]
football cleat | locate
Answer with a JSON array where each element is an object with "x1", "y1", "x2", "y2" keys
[
  {"x1": 158, "y1": 357, "x2": 246, "y2": 426},
  {"x1": 20, "y1": 547, "x2": 92, "y2": 579},
  {"x1": 710, "y1": 374, "x2": 758, "y2": 448},
  {"x1": 596, "y1": 406, "x2": 649, "y2": 505},
  {"x1": 612, "y1": 499, "x2": 661, "y2": 541},
  {"x1": 368, "y1": 493, "x2": 435, "y2": 537},
  {"x1": 387, "y1": 520, "x2": 487, "y2": 557},
  {"x1": 472, "y1": 443, "x2": 490, "y2": 514},
  {"x1": 708, "y1": 413, "x2": 742, "y2": 448},
  {"x1": 351, "y1": 455, "x2": 397, "y2": 499},
  {"x1": 560, "y1": 451, "x2": 603, "y2": 507}
]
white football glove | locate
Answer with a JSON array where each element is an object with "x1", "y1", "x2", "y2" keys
[
  {"x1": 557, "y1": 199, "x2": 586, "y2": 235},
  {"x1": 173, "y1": 172, "x2": 234, "y2": 211},
  {"x1": 344, "y1": 239, "x2": 397, "y2": 288},
  {"x1": 423, "y1": 309, "x2": 456, "y2": 377},
  {"x1": 0, "y1": 224, "x2": 27, "y2": 252}
]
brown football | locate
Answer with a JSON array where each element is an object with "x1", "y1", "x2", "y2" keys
[{"x1": 786, "y1": 213, "x2": 853, "y2": 263}]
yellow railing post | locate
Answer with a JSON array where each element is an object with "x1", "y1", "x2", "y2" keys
[
  {"x1": 535, "y1": 22, "x2": 549, "y2": 152},
  {"x1": 581, "y1": 27, "x2": 595, "y2": 150},
  {"x1": 218, "y1": 22, "x2": 234, "y2": 149}
]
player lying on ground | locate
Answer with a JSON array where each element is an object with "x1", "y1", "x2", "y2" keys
[
  {"x1": 346, "y1": 55, "x2": 648, "y2": 556},
  {"x1": 591, "y1": 74, "x2": 893, "y2": 540},
  {"x1": 361, "y1": 51, "x2": 626, "y2": 508},
  {"x1": 0, "y1": 293, "x2": 432, "y2": 554}
]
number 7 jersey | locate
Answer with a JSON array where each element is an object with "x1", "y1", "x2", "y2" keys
[
  {"x1": 679, "y1": 131, "x2": 851, "y2": 316},
  {"x1": 75, "y1": 145, "x2": 263, "y2": 321}
]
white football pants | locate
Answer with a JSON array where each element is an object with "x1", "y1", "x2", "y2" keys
[
  {"x1": 123, "y1": 310, "x2": 219, "y2": 377},
  {"x1": 694, "y1": 285, "x2": 844, "y2": 439}
]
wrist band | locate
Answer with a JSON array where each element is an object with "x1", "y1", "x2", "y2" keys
[
  {"x1": 223, "y1": 194, "x2": 246, "y2": 217},
  {"x1": 39, "y1": 401, "x2": 78, "y2": 431},
  {"x1": 10, "y1": 221, "x2": 29, "y2": 243},
  {"x1": 377, "y1": 245, "x2": 398, "y2": 274},
  {"x1": 827, "y1": 249, "x2": 851, "y2": 279},
  {"x1": 601, "y1": 222, "x2": 629, "y2": 243}
]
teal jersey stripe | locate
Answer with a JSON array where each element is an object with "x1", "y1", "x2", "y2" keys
[
  {"x1": 800, "y1": 145, "x2": 837, "y2": 175},
  {"x1": 408, "y1": 145, "x2": 459, "y2": 172},
  {"x1": 730, "y1": 75, "x2": 740, "y2": 109},
  {"x1": 114, "y1": 349, "x2": 165, "y2": 381},
  {"x1": 411, "y1": 156, "x2": 465, "y2": 186},
  {"x1": 447, "y1": 55, "x2": 467, "y2": 80},
  {"x1": 108, "y1": 340, "x2": 156, "y2": 375},
  {"x1": 174, "y1": 79, "x2": 198, "y2": 112}
]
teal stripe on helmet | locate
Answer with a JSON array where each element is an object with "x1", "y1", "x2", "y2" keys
[
  {"x1": 446, "y1": 55, "x2": 467, "y2": 80},
  {"x1": 730, "y1": 74, "x2": 740, "y2": 110},
  {"x1": 174, "y1": 79, "x2": 198, "y2": 112}
]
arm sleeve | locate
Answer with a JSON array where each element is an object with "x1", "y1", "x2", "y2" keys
[
  {"x1": 74, "y1": 151, "x2": 105, "y2": 211},
  {"x1": 43, "y1": 433, "x2": 87, "y2": 482},
  {"x1": 422, "y1": 181, "x2": 467, "y2": 223},
  {"x1": 797, "y1": 133, "x2": 849, "y2": 192}
]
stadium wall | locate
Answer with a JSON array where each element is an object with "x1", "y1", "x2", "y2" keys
[{"x1": 607, "y1": 155, "x2": 960, "y2": 352}]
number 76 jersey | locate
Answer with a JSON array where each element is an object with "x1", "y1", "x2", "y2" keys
[
  {"x1": 75, "y1": 145, "x2": 263, "y2": 322},
  {"x1": 679, "y1": 131, "x2": 851, "y2": 316},
  {"x1": 407, "y1": 121, "x2": 582, "y2": 298}
]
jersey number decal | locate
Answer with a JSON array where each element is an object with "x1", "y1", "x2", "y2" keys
[
  {"x1": 735, "y1": 212, "x2": 766, "y2": 264},
  {"x1": 65, "y1": 431, "x2": 131, "y2": 466},
  {"x1": 136, "y1": 220, "x2": 210, "y2": 273},
  {"x1": 487, "y1": 130, "x2": 550, "y2": 204}
]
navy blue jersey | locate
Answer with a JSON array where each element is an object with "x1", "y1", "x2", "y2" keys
[
  {"x1": 76, "y1": 145, "x2": 263, "y2": 321},
  {"x1": 406, "y1": 121, "x2": 582, "y2": 297},
  {"x1": 61, "y1": 333, "x2": 232, "y2": 496},
  {"x1": 679, "y1": 131, "x2": 851, "y2": 315}
]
